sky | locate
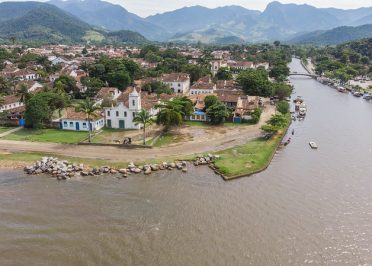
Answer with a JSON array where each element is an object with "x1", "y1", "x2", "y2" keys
[{"x1": 105, "y1": 0, "x2": 372, "y2": 17}]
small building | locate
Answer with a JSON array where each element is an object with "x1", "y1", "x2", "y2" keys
[
  {"x1": 210, "y1": 60, "x2": 228, "y2": 76},
  {"x1": 161, "y1": 73, "x2": 190, "y2": 94},
  {"x1": 60, "y1": 108, "x2": 104, "y2": 131},
  {"x1": 189, "y1": 76, "x2": 216, "y2": 95},
  {"x1": 14, "y1": 69, "x2": 39, "y2": 81},
  {"x1": 233, "y1": 96, "x2": 260, "y2": 123},
  {"x1": 0, "y1": 95, "x2": 23, "y2": 112},
  {"x1": 94, "y1": 87, "x2": 121, "y2": 104}
]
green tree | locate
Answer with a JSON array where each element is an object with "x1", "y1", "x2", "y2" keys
[
  {"x1": 172, "y1": 96, "x2": 194, "y2": 117},
  {"x1": 17, "y1": 83, "x2": 30, "y2": 103},
  {"x1": 204, "y1": 95, "x2": 218, "y2": 110},
  {"x1": 156, "y1": 101, "x2": 183, "y2": 131},
  {"x1": 24, "y1": 92, "x2": 67, "y2": 129},
  {"x1": 216, "y1": 67, "x2": 232, "y2": 80},
  {"x1": 276, "y1": 100, "x2": 290, "y2": 114},
  {"x1": 143, "y1": 81, "x2": 173, "y2": 94},
  {"x1": 261, "y1": 124, "x2": 280, "y2": 136},
  {"x1": 107, "y1": 70, "x2": 131, "y2": 90},
  {"x1": 133, "y1": 109, "x2": 154, "y2": 145},
  {"x1": 272, "y1": 83, "x2": 292, "y2": 100},
  {"x1": 237, "y1": 69, "x2": 273, "y2": 97},
  {"x1": 267, "y1": 114, "x2": 288, "y2": 127},
  {"x1": 54, "y1": 75, "x2": 79, "y2": 97},
  {"x1": 269, "y1": 63, "x2": 290, "y2": 81},
  {"x1": 75, "y1": 98, "x2": 101, "y2": 143},
  {"x1": 0, "y1": 96, "x2": 4, "y2": 108},
  {"x1": 182, "y1": 64, "x2": 210, "y2": 83},
  {"x1": 81, "y1": 77, "x2": 104, "y2": 97},
  {"x1": 206, "y1": 101, "x2": 230, "y2": 125}
]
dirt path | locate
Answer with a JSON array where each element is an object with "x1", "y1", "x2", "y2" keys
[{"x1": 0, "y1": 105, "x2": 275, "y2": 162}]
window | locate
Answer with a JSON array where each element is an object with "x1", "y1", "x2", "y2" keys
[
  {"x1": 178, "y1": 83, "x2": 181, "y2": 87},
  {"x1": 132, "y1": 100, "x2": 135, "y2": 106},
  {"x1": 69, "y1": 122, "x2": 73, "y2": 127},
  {"x1": 82, "y1": 122, "x2": 87, "y2": 128},
  {"x1": 124, "y1": 111, "x2": 127, "y2": 117},
  {"x1": 107, "y1": 111, "x2": 111, "y2": 117},
  {"x1": 132, "y1": 112, "x2": 136, "y2": 118},
  {"x1": 63, "y1": 121, "x2": 67, "y2": 127},
  {"x1": 116, "y1": 111, "x2": 119, "y2": 117}
]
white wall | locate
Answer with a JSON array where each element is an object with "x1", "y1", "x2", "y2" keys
[{"x1": 61, "y1": 119, "x2": 104, "y2": 131}]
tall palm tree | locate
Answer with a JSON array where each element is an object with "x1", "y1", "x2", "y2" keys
[
  {"x1": 75, "y1": 98, "x2": 101, "y2": 143},
  {"x1": 133, "y1": 109, "x2": 154, "y2": 145}
]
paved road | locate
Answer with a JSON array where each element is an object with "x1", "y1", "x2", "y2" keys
[{"x1": 0, "y1": 106, "x2": 275, "y2": 162}]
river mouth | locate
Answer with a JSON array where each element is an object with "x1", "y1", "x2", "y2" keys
[{"x1": 1, "y1": 58, "x2": 372, "y2": 265}]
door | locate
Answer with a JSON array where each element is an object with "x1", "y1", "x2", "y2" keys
[
  {"x1": 107, "y1": 119, "x2": 112, "y2": 128},
  {"x1": 76, "y1": 122, "x2": 80, "y2": 130},
  {"x1": 119, "y1": 120, "x2": 125, "y2": 129}
]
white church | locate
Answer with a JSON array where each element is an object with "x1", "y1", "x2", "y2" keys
[{"x1": 104, "y1": 87, "x2": 143, "y2": 129}]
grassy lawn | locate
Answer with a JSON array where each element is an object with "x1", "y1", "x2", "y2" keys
[
  {"x1": 214, "y1": 136, "x2": 282, "y2": 179},
  {"x1": 2, "y1": 129, "x2": 87, "y2": 144},
  {"x1": 152, "y1": 132, "x2": 189, "y2": 147},
  {"x1": 0, "y1": 127, "x2": 14, "y2": 134},
  {"x1": 184, "y1": 121, "x2": 253, "y2": 127},
  {"x1": 214, "y1": 115, "x2": 291, "y2": 179}
]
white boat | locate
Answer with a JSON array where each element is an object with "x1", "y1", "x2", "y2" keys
[{"x1": 309, "y1": 142, "x2": 318, "y2": 149}]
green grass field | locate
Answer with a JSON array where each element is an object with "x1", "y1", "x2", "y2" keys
[
  {"x1": 214, "y1": 115, "x2": 291, "y2": 179},
  {"x1": 0, "y1": 127, "x2": 14, "y2": 134},
  {"x1": 214, "y1": 136, "x2": 282, "y2": 179},
  {"x1": 2, "y1": 129, "x2": 87, "y2": 144}
]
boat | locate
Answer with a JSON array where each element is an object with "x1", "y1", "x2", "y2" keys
[
  {"x1": 284, "y1": 138, "x2": 291, "y2": 146},
  {"x1": 363, "y1": 93, "x2": 371, "y2": 100},
  {"x1": 309, "y1": 142, "x2": 318, "y2": 149},
  {"x1": 337, "y1": 86, "x2": 347, "y2": 93},
  {"x1": 293, "y1": 96, "x2": 303, "y2": 103}
]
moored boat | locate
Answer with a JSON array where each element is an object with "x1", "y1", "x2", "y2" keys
[{"x1": 309, "y1": 141, "x2": 318, "y2": 149}]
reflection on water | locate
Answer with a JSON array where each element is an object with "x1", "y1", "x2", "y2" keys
[{"x1": 1, "y1": 59, "x2": 372, "y2": 265}]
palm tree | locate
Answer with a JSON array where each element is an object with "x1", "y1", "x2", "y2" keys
[
  {"x1": 75, "y1": 98, "x2": 101, "y2": 143},
  {"x1": 133, "y1": 109, "x2": 154, "y2": 145},
  {"x1": 17, "y1": 83, "x2": 30, "y2": 103}
]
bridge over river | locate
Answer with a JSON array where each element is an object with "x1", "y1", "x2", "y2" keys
[{"x1": 289, "y1": 72, "x2": 318, "y2": 78}]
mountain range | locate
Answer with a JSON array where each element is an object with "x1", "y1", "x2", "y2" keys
[
  {"x1": 46, "y1": 0, "x2": 372, "y2": 43},
  {"x1": 290, "y1": 24, "x2": 372, "y2": 45},
  {"x1": 0, "y1": 0, "x2": 371, "y2": 45},
  {"x1": 0, "y1": 1, "x2": 148, "y2": 44}
]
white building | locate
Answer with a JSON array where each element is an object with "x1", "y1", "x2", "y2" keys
[
  {"x1": 189, "y1": 76, "x2": 216, "y2": 95},
  {"x1": 210, "y1": 60, "x2": 228, "y2": 76},
  {"x1": 0, "y1": 95, "x2": 23, "y2": 112},
  {"x1": 15, "y1": 69, "x2": 39, "y2": 81},
  {"x1": 104, "y1": 87, "x2": 142, "y2": 129},
  {"x1": 60, "y1": 108, "x2": 104, "y2": 131},
  {"x1": 161, "y1": 73, "x2": 190, "y2": 94}
]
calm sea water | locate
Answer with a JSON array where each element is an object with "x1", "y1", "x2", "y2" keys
[{"x1": 1, "y1": 58, "x2": 372, "y2": 265}]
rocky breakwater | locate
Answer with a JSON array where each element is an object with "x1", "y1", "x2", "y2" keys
[{"x1": 24, "y1": 155, "x2": 220, "y2": 181}]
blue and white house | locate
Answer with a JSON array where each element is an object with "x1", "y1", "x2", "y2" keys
[{"x1": 60, "y1": 108, "x2": 104, "y2": 131}]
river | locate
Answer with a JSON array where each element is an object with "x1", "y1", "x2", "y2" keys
[{"x1": 1, "y1": 58, "x2": 372, "y2": 265}]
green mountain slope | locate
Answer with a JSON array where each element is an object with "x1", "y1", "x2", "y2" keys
[
  {"x1": 290, "y1": 24, "x2": 372, "y2": 45},
  {"x1": 0, "y1": 2, "x2": 149, "y2": 45},
  {"x1": 49, "y1": 0, "x2": 169, "y2": 41}
]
